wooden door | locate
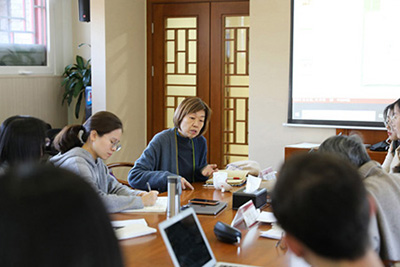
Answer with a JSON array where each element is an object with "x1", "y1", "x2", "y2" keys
[
  {"x1": 147, "y1": 1, "x2": 249, "y2": 168},
  {"x1": 209, "y1": 2, "x2": 249, "y2": 166}
]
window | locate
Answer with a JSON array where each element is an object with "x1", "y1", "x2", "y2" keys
[
  {"x1": 289, "y1": 0, "x2": 399, "y2": 128},
  {"x1": 0, "y1": 0, "x2": 47, "y2": 66},
  {"x1": 0, "y1": 0, "x2": 67, "y2": 75}
]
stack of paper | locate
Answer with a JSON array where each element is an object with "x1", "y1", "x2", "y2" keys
[
  {"x1": 260, "y1": 228, "x2": 283, "y2": 240},
  {"x1": 257, "y1": 211, "x2": 277, "y2": 223},
  {"x1": 112, "y1": 219, "x2": 156, "y2": 240},
  {"x1": 260, "y1": 223, "x2": 284, "y2": 240}
]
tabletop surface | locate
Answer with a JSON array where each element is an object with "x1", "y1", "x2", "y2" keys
[{"x1": 111, "y1": 183, "x2": 289, "y2": 267}]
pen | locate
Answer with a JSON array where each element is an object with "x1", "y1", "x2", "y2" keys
[{"x1": 147, "y1": 182, "x2": 151, "y2": 192}]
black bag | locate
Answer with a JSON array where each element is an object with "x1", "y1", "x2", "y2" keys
[{"x1": 370, "y1": 140, "x2": 389, "y2": 151}]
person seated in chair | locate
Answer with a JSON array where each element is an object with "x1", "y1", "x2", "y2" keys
[
  {"x1": 319, "y1": 134, "x2": 400, "y2": 261},
  {"x1": 272, "y1": 153, "x2": 383, "y2": 267},
  {"x1": 51, "y1": 111, "x2": 158, "y2": 213},
  {"x1": 128, "y1": 97, "x2": 218, "y2": 192}
]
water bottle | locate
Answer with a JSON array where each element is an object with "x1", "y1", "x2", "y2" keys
[{"x1": 167, "y1": 176, "x2": 181, "y2": 218}]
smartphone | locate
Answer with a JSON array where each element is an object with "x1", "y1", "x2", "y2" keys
[{"x1": 189, "y1": 198, "x2": 219, "y2": 206}]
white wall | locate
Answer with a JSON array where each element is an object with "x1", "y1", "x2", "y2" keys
[
  {"x1": 91, "y1": 0, "x2": 147, "y2": 168},
  {"x1": 249, "y1": 0, "x2": 335, "y2": 170},
  {"x1": 0, "y1": 76, "x2": 67, "y2": 128}
]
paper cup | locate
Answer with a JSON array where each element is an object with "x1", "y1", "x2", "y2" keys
[{"x1": 213, "y1": 172, "x2": 228, "y2": 190}]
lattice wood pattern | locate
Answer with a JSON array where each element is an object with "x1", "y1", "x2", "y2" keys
[
  {"x1": 164, "y1": 18, "x2": 198, "y2": 128},
  {"x1": 223, "y1": 16, "x2": 250, "y2": 166}
]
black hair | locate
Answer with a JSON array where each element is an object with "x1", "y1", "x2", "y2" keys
[
  {"x1": 383, "y1": 103, "x2": 394, "y2": 125},
  {"x1": 0, "y1": 164, "x2": 124, "y2": 267},
  {"x1": 318, "y1": 135, "x2": 371, "y2": 167},
  {"x1": 393, "y1": 98, "x2": 400, "y2": 112},
  {"x1": 0, "y1": 116, "x2": 47, "y2": 165},
  {"x1": 271, "y1": 153, "x2": 370, "y2": 260},
  {"x1": 53, "y1": 111, "x2": 123, "y2": 154}
]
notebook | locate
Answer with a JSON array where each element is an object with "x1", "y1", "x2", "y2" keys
[
  {"x1": 111, "y1": 219, "x2": 156, "y2": 240},
  {"x1": 187, "y1": 201, "x2": 227, "y2": 215},
  {"x1": 206, "y1": 170, "x2": 249, "y2": 186},
  {"x1": 158, "y1": 207, "x2": 258, "y2": 267},
  {"x1": 121, "y1": 196, "x2": 168, "y2": 213}
]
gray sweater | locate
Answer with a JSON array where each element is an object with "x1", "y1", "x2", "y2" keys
[
  {"x1": 359, "y1": 161, "x2": 400, "y2": 261},
  {"x1": 50, "y1": 147, "x2": 144, "y2": 213}
]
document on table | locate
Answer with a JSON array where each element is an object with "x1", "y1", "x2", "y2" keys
[
  {"x1": 257, "y1": 211, "x2": 277, "y2": 223},
  {"x1": 121, "y1": 196, "x2": 168, "y2": 213},
  {"x1": 112, "y1": 219, "x2": 156, "y2": 240},
  {"x1": 260, "y1": 224, "x2": 284, "y2": 240}
]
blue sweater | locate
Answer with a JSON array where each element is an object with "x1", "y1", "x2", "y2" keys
[{"x1": 128, "y1": 128, "x2": 208, "y2": 192}]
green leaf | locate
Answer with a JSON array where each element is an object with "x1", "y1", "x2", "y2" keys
[
  {"x1": 61, "y1": 78, "x2": 68, "y2": 87},
  {"x1": 73, "y1": 81, "x2": 84, "y2": 97},
  {"x1": 68, "y1": 80, "x2": 76, "y2": 91},
  {"x1": 84, "y1": 59, "x2": 91, "y2": 69},
  {"x1": 75, "y1": 92, "x2": 84, "y2": 119},
  {"x1": 76, "y1": 55, "x2": 84, "y2": 69}
]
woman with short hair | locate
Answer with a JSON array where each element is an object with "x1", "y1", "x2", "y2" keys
[{"x1": 128, "y1": 96, "x2": 218, "y2": 192}]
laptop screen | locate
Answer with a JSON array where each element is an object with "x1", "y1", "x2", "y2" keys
[{"x1": 163, "y1": 211, "x2": 213, "y2": 267}]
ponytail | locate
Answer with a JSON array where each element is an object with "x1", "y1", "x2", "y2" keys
[
  {"x1": 53, "y1": 125, "x2": 86, "y2": 154},
  {"x1": 53, "y1": 111, "x2": 123, "y2": 154}
]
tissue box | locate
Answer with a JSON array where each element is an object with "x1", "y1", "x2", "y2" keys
[{"x1": 232, "y1": 187, "x2": 267, "y2": 210}]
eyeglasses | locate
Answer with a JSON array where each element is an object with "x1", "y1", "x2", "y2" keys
[
  {"x1": 384, "y1": 117, "x2": 392, "y2": 127},
  {"x1": 110, "y1": 140, "x2": 122, "y2": 151}
]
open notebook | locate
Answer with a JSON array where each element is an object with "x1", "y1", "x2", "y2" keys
[
  {"x1": 158, "y1": 208, "x2": 258, "y2": 267},
  {"x1": 206, "y1": 170, "x2": 249, "y2": 186},
  {"x1": 121, "y1": 196, "x2": 168, "y2": 213}
]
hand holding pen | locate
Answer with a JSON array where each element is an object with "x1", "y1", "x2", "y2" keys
[{"x1": 141, "y1": 182, "x2": 159, "y2": 206}]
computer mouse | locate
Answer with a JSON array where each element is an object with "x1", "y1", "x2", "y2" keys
[{"x1": 213, "y1": 221, "x2": 241, "y2": 244}]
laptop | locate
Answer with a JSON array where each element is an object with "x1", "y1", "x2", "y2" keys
[{"x1": 158, "y1": 207, "x2": 257, "y2": 267}]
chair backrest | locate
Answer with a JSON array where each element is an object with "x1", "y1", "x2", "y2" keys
[{"x1": 107, "y1": 162, "x2": 134, "y2": 187}]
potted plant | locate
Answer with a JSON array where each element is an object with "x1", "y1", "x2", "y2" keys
[{"x1": 61, "y1": 54, "x2": 91, "y2": 119}]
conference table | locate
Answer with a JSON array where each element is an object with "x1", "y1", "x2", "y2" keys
[{"x1": 111, "y1": 183, "x2": 289, "y2": 266}]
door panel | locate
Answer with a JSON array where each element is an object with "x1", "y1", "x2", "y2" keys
[
  {"x1": 210, "y1": 2, "x2": 249, "y2": 166},
  {"x1": 149, "y1": 1, "x2": 249, "y2": 168},
  {"x1": 152, "y1": 3, "x2": 210, "y2": 136}
]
